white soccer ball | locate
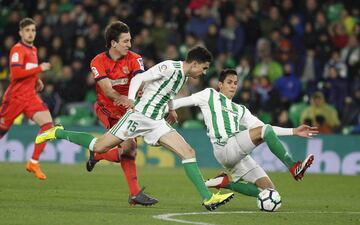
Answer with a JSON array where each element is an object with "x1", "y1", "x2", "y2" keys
[{"x1": 256, "y1": 188, "x2": 282, "y2": 212}]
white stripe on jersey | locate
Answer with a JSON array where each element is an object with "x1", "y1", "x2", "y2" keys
[
  {"x1": 190, "y1": 88, "x2": 251, "y2": 144},
  {"x1": 135, "y1": 60, "x2": 187, "y2": 120}
]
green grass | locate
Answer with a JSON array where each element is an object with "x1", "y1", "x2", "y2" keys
[{"x1": 0, "y1": 163, "x2": 359, "y2": 225}]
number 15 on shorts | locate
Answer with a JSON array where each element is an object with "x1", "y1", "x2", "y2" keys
[{"x1": 127, "y1": 120, "x2": 138, "y2": 132}]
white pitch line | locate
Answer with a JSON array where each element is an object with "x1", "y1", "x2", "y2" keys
[{"x1": 153, "y1": 211, "x2": 360, "y2": 225}]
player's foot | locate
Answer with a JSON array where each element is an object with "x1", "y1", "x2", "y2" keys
[
  {"x1": 26, "y1": 161, "x2": 46, "y2": 180},
  {"x1": 128, "y1": 187, "x2": 159, "y2": 206},
  {"x1": 35, "y1": 124, "x2": 64, "y2": 144},
  {"x1": 290, "y1": 154, "x2": 315, "y2": 181},
  {"x1": 202, "y1": 192, "x2": 234, "y2": 211},
  {"x1": 86, "y1": 150, "x2": 98, "y2": 172},
  {"x1": 205, "y1": 172, "x2": 230, "y2": 189}
]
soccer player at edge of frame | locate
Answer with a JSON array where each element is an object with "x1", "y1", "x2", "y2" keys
[
  {"x1": 0, "y1": 18, "x2": 53, "y2": 180},
  {"x1": 170, "y1": 68, "x2": 316, "y2": 201},
  {"x1": 35, "y1": 46, "x2": 235, "y2": 211},
  {"x1": 86, "y1": 21, "x2": 158, "y2": 206}
]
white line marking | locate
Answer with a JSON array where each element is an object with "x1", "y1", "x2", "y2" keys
[{"x1": 153, "y1": 211, "x2": 360, "y2": 225}]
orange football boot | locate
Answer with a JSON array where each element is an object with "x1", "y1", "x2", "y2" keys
[{"x1": 26, "y1": 161, "x2": 47, "y2": 180}]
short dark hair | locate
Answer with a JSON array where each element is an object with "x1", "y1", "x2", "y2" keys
[
  {"x1": 104, "y1": 21, "x2": 130, "y2": 49},
  {"x1": 19, "y1": 18, "x2": 36, "y2": 29},
  {"x1": 185, "y1": 46, "x2": 213, "y2": 64},
  {"x1": 219, "y1": 69, "x2": 237, "y2": 82}
]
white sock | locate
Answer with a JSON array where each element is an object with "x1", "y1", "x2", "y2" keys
[{"x1": 89, "y1": 138, "x2": 97, "y2": 151}]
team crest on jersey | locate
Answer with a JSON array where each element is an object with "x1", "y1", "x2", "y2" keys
[
  {"x1": 11, "y1": 52, "x2": 19, "y2": 62},
  {"x1": 122, "y1": 66, "x2": 129, "y2": 74},
  {"x1": 159, "y1": 64, "x2": 167, "y2": 72}
]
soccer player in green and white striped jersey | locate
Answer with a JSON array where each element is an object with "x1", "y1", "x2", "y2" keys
[
  {"x1": 35, "y1": 46, "x2": 234, "y2": 211},
  {"x1": 171, "y1": 69, "x2": 317, "y2": 198}
]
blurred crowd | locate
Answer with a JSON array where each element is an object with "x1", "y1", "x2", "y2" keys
[{"x1": 0, "y1": 0, "x2": 360, "y2": 134}]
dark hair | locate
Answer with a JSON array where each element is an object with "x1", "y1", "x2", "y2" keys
[
  {"x1": 185, "y1": 46, "x2": 213, "y2": 64},
  {"x1": 19, "y1": 18, "x2": 36, "y2": 29},
  {"x1": 104, "y1": 21, "x2": 130, "y2": 49},
  {"x1": 219, "y1": 69, "x2": 237, "y2": 82}
]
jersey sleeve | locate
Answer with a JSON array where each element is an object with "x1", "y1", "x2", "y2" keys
[
  {"x1": 189, "y1": 88, "x2": 211, "y2": 106},
  {"x1": 239, "y1": 106, "x2": 264, "y2": 129},
  {"x1": 130, "y1": 55, "x2": 145, "y2": 76},
  {"x1": 9, "y1": 46, "x2": 25, "y2": 67},
  {"x1": 90, "y1": 58, "x2": 107, "y2": 81}
]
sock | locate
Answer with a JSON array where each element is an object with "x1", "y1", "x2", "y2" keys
[
  {"x1": 32, "y1": 123, "x2": 53, "y2": 160},
  {"x1": 182, "y1": 158, "x2": 213, "y2": 201},
  {"x1": 120, "y1": 155, "x2": 141, "y2": 196},
  {"x1": 263, "y1": 125, "x2": 296, "y2": 169},
  {"x1": 225, "y1": 181, "x2": 260, "y2": 197},
  {"x1": 56, "y1": 129, "x2": 95, "y2": 149},
  {"x1": 94, "y1": 147, "x2": 120, "y2": 162}
]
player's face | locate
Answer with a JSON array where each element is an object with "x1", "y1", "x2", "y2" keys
[
  {"x1": 19, "y1": 24, "x2": 36, "y2": 45},
  {"x1": 189, "y1": 61, "x2": 210, "y2": 78},
  {"x1": 219, "y1": 74, "x2": 238, "y2": 99},
  {"x1": 113, "y1": 32, "x2": 131, "y2": 56}
]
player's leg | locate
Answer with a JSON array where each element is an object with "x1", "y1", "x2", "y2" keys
[
  {"x1": 207, "y1": 145, "x2": 264, "y2": 198},
  {"x1": 158, "y1": 131, "x2": 234, "y2": 211},
  {"x1": 28, "y1": 110, "x2": 53, "y2": 180},
  {"x1": 0, "y1": 98, "x2": 24, "y2": 139},
  {"x1": 120, "y1": 139, "x2": 158, "y2": 205},
  {"x1": 36, "y1": 125, "x2": 122, "y2": 153},
  {"x1": 250, "y1": 125, "x2": 314, "y2": 180}
]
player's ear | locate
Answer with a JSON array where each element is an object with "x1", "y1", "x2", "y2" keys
[{"x1": 111, "y1": 40, "x2": 117, "y2": 48}]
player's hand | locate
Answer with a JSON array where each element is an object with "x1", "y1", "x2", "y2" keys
[
  {"x1": 122, "y1": 98, "x2": 134, "y2": 110},
  {"x1": 114, "y1": 96, "x2": 134, "y2": 109},
  {"x1": 113, "y1": 95, "x2": 129, "y2": 106},
  {"x1": 166, "y1": 110, "x2": 178, "y2": 124},
  {"x1": 293, "y1": 124, "x2": 319, "y2": 138},
  {"x1": 40, "y1": 62, "x2": 51, "y2": 71},
  {"x1": 35, "y1": 79, "x2": 44, "y2": 92}
]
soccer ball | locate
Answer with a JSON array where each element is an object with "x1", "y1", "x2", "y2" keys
[{"x1": 256, "y1": 188, "x2": 282, "y2": 212}]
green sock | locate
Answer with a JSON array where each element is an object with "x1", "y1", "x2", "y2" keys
[
  {"x1": 56, "y1": 129, "x2": 95, "y2": 149},
  {"x1": 263, "y1": 125, "x2": 296, "y2": 169},
  {"x1": 182, "y1": 160, "x2": 213, "y2": 201},
  {"x1": 225, "y1": 181, "x2": 260, "y2": 197}
]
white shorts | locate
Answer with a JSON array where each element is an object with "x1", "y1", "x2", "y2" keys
[
  {"x1": 212, "y1": 130, "x2": 268, "y2": 183},
  {"x1": 109, "y1": 111, "x2": 174, "y2": 145}
]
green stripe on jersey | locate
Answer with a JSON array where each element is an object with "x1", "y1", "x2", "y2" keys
[
  {"x1": 219, "y1": 94, "x2": 232, "y2": 136},
  {"x1": 231, "y1": 102, "x2": 239, "y2": 131},
  {"x1": 151, "y1": 69, "x2": 183, "y2": 119},
  {"x1": 209, "y1": 89, "x2": 221, "y2": 140},
  {"x1": 142, "y1": 70, "x2": 176, "y2": 115}
]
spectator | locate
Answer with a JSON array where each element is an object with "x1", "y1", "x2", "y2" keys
[
  {"x1": 253, "y1": 38, "x2": 283, "y2": 83},
  {"x1": 274, "y1": 63, "x2": 302, "y2": 105},
  {"x1": 300, "y1": 91, "x2": 340, "y2": 133},
  {"x1": 217, "y1": 14, "x2": 245, "y2": 58}
]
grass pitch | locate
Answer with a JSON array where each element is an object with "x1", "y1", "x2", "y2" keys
[{"x1": 0, "y1": 163, "x2": 359, "y2": 225}]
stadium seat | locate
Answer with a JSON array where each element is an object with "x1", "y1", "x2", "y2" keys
[
  {"x1": 289, "y1": 102, "x2": 308, "y2": 127},
  {"x1": 182, "y1": 120, "x2": 204, "y2": 129}
]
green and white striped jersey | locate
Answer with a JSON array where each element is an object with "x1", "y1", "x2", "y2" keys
[
  {"x1": 135, "y1": 60, "x2": 187, "y2": 120},
  {"x1": 185, "y1": 88, "x2": 261, "y2": 144}
]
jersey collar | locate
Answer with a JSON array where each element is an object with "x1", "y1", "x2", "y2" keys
[{"x1": 19, "y1": 41, "x2": 34, "y2": 49}]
